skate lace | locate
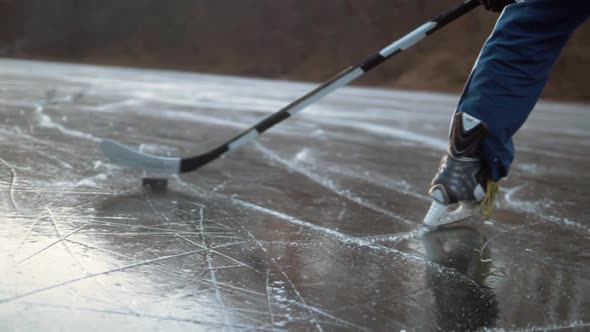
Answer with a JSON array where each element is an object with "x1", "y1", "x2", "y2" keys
[{"x1": 480, "y1": 179, "x2": 499, "y2": 219}]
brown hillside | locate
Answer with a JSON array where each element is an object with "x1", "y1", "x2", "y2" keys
[{"x1": 0, "y1": 0, "x2": 588, "y2": 100}]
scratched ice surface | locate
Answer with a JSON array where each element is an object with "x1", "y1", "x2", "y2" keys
[{"x1": 0, "y1": 59, "x2": 589, "y2": 331}]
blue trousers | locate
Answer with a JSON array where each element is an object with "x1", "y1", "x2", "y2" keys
[{"x1": 456, "y1": 0, "x2": 589, "y2": 181}]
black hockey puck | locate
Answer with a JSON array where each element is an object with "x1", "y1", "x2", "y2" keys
[{"x1": 142, "y1": 178, "x2": 168, "y2": 193}]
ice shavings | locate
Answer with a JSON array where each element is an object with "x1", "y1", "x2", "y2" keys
[
  {"x1": 483, "y1": 320, "x2": 590, "y2": 332},
  {"x1": 34, "y1": 104, "x2": 101, "y2": 143},
  {"x1": 502, "y1": 184, "x2": 590, "y2": 233},
  {"x1": 255, "y1": 143, "x2": 415, "y2": 225}
]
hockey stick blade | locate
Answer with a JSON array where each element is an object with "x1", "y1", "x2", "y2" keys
[{"x1": 101, "y1": 139, "x2": 181, "y2": 173}]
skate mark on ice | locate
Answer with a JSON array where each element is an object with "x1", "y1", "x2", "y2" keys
[
  {"x1": 13, "y1": 223, "x2": 87, "y2": 267},
  {"x1": 86, "y1": 231, "x2": 205, "y2": 237},
  {"x1": 176, "y1": 235, "x2": 257, "y2": 274},
  {"x1": 502, "y1": 184, "x2": 590, "y2": 233},
  {"x1": 330, "y1": 286, "x2": 430, "y2": 316},
  {"x1": 12, "y1": 208, "x2": 48, "y2": 255},
  {"x1": 482, "y1": 222, "x2": 589, "y2": 274},
  {"x1": 48, "y1": 206, "x2": 85, "y2": 256},
  {"x1": 34, "y1": 148, "x2": 75, "y2": 170},
  {"x1": 136, "y1": 108, "x2": 249, "y2": 130},
  {"x1": 361, "y1": 227, "x2": 428, "y2": 244},
  {"x1": 144, "y1": 193, "x2": 174, "y2": 223},
  {"x1": 519, "y1": 145, "x2": 589, "y2": 161},
  {"x1": 231, "y1": 197, "x2": 483, "y2": 290},
  {"x1": 255, "y1": 143, "x2": 415, "y2": 225},
  {"x1": 195, "y1": 204, "x2": 229, "y2": 327},
  {"x1": 11, "y1": 301, "x2": 268, "y2": 330},
  {"x1": 235, "y1": 219, "x2": 327, "y2": 332},
  {"x1": 479, "y1": 222, "x2": 543, "y2": 262},
  {"x1": 200, "y1": 278, "x2": 266, "y2": 297},
  {"x1": 483, "y1": 320, "x2": 590, "y2": 332},
  {"x1": 34, "y1": 104, "x2": 101, "y2": 143},
  {"x1": 87, "y1": 105, "x2": 300, "y2": 138},
  {"x1": 231, "y1": 195, "x2": 483, "y2": 283},
  {"x1": 0, "y1": 157, "x2": 20, "y2": 211},
  {"x1": 232, "y1": 198, "x2": 355, "y2": 243},
  {"x1": 3, "y1": 141, "x2": 75, "y2": 170},
  {"x1": 337, "y1": 203, "x2": 346, "y2": 221},
  {"x1": 163, "y1": 192, "x2": 331, "y2": 330},
  {"x1": 228, "y1": 305, "x2": 289, "y2": 319},
  {"x1": 503, "y1": 184, "x2": 542, "y2": 215},
  {"x1": 265, "y1": 269, "x2": 277, "y2": 328},
  {"x1": 81, "y1": 98, "x2": 140, "y2": 112},
  {"x1": 65, "y1": 239, "x2": 133, "y2": 260},
  {"x1": 199, "y1": 204, "x2": 205, "y2": 226},
  {"x1": 68, "y1": 216, "x2": 205, "y2": 234},
  {"x1": 279, "y1": 297, "x2": 371, "y2": 331},
  {"x1": 232, "y1": 197, "x2": 411, "y2": 256},
  {"x1": 175, "y1": 176, "x2": 482, "y2": 288},
  {"x1": 207, "y1": 264, "x2": 249, "y2": 271},
  {"x1": 313, "y1": 117, "x2": 447, "y2": 151},
  {"x1": 46, "y1": 206, "x2": 136, "y2": 315},
  {"x1": 322, "y1": 164, "x2": 429, "y2": 202},
  {"x1": 8, "y1": 187, "x2": 120, "y2": 196},
  {"x1": 127, "y1": 287, "x2": 214, "y2": 308},
  {"x1": 291, "y1": 149, "x2": 429, "y2": 202},
  {"x1": 1, "y1": 249, "x2": 205, "y2": 304},
  {"x1": 0, "y1": 126, "x2": 77, "y2": 157}
]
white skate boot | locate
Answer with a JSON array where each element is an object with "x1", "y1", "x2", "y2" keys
[{"x1": 423, "y1": 112, "x2": 499, "y2": 228}]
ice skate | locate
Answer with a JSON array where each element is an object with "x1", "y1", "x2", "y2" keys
[{"x1": 423, "y1": 112, "x2": 499, "y2": 228}]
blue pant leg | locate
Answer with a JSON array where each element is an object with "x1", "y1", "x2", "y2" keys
[{"x1": 456, "y1": 0, "x2": 590, "y2": 181}]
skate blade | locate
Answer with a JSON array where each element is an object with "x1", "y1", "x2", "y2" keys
[{"x1": 423, "y1": 201, "x2": 479, "y2": 228}]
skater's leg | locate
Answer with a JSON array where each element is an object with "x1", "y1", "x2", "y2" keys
[
  {"x1": 457, "y1": 0, "x2": 590, "y2": 181},
  {"x1": 424, "y1": 0, "x2": 589, "y2": 227}
]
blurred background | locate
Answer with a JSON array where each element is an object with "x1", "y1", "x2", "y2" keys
[{"x1": 0, "y1": 0, "x2": 588, "y2": 101}]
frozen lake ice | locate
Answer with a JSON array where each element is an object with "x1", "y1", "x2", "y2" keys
[{"x1": 0, "y1": 59, "x2": 589, "y2": 331}]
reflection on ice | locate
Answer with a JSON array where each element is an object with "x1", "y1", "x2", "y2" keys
[{"x1": 424, "y1": 227, "x2": 498, "y2": 331}]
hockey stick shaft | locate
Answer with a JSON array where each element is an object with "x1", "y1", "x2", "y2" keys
[
  {"x1": 179, "y1": 0, "x2": 480, "y2": 172},
  {"x1": 100, "y1": 1, "x2": 479, "y2": 173}
]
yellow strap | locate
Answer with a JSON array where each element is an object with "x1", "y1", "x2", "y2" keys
[{"x1": 480, "y1": 179, "x2": 499, "y2": 219}]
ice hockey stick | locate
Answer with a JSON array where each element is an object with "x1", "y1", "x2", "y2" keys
[{"x1": 101, "y1": 0, "x2": 480, "y2": 174}]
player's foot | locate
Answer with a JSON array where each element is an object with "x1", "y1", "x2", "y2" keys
[{"x1": 423, "y1": 112, "x2": 498, "y2": 228}]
